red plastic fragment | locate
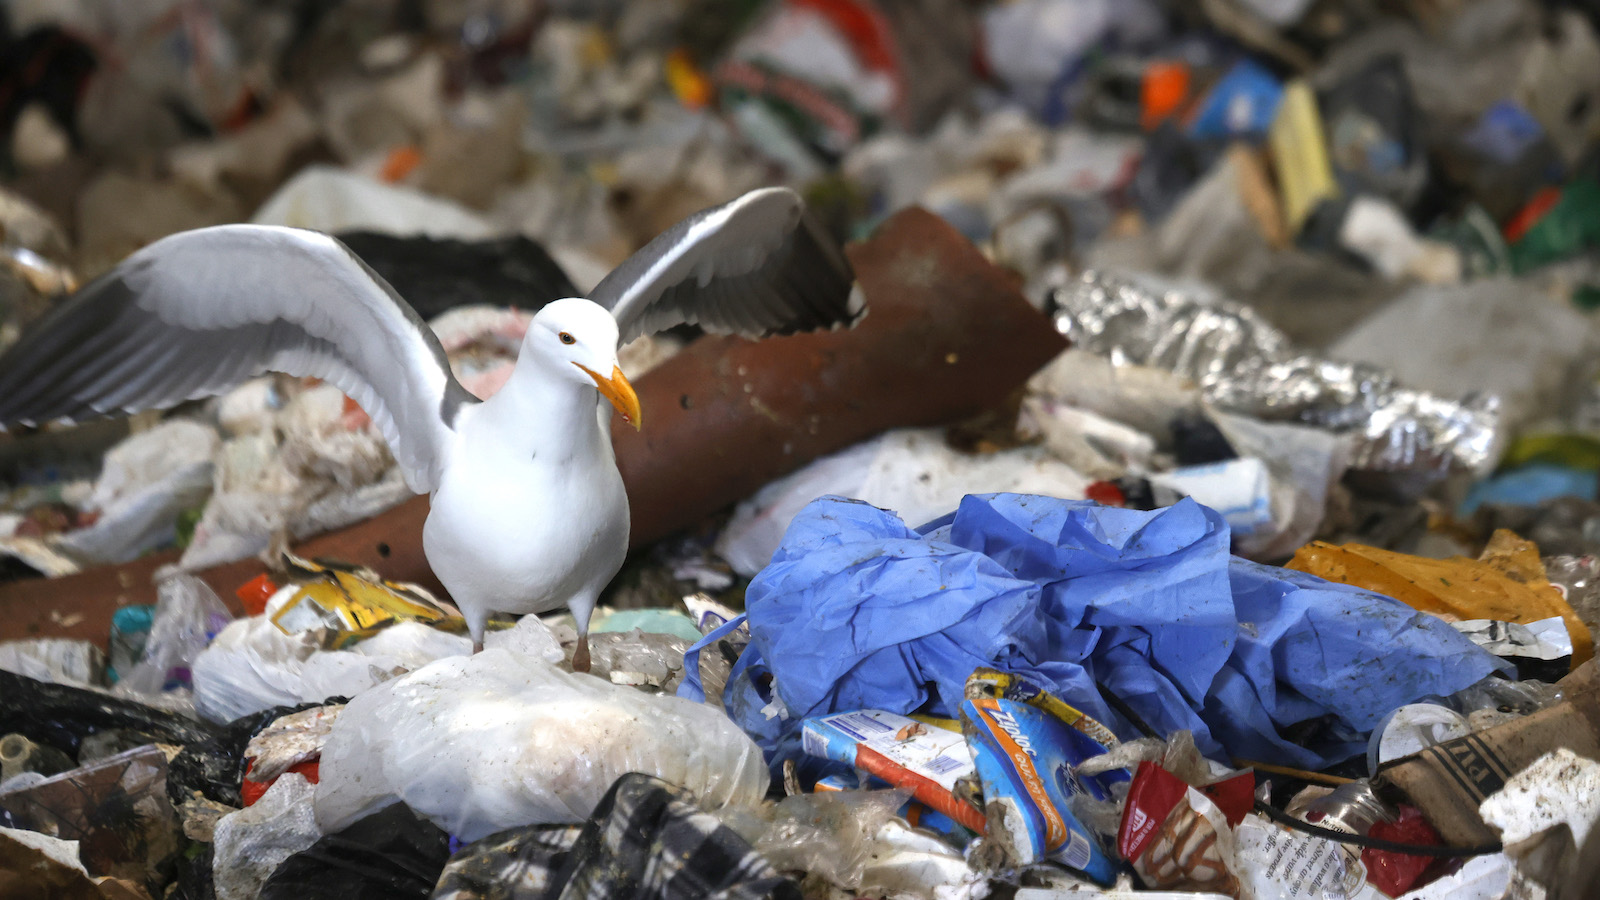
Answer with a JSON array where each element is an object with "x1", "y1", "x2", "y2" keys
[
  {"x1": 236, "y1": 574, "x2": 279, "y2": 617},
  {"x1": 1503, "y1": 186, "x2": 1562, "y2": 244},
  {"x1": 240, "y1": 758, "x2": 322, "y2": 807},
  {"x1": 1362, "y1": 805, "x2": 1442, "y2": 897},
  {"x1": 1085, "y1": 481, "x2": 1126, "y2": 507}
]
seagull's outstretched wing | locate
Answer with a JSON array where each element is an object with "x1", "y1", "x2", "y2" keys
[
  {"x1": 0, "y1": 225, "x2": 478, "y2": 493},
  {"x1": 589, "y1": 186, "x2": 857, "y2": 345}
]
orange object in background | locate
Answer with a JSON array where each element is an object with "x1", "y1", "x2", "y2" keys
[
  {"x1": 665, "y1": 49, "x2": 713, "y2": 109},
  {"x1": 379, "y1": 144, "x2": 423, "y2": 183},
  {"x1": 1289, "y1": 529, "x2": 1593, "y2": 668},
  {"x1": 236, "y1": 573, "x2": 279, "y2": 617},
  {"x1": 1141, "y1": 62, "x2": 1192, "y2": 131}
]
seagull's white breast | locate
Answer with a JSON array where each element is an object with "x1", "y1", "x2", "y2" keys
[{"x1": 421, "y1": 404, "x2": 630, "y2": 626}]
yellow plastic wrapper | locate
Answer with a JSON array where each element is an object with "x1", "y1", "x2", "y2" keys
[
  {"x1": 1288, "y1": 530, "x2": 1593, "y2": 668},
  {"x1": 269, "y1": 554, "x2": 458, "y2": 647}
]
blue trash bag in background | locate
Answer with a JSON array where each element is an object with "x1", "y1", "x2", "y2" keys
[{"x1": 723, "y1": 493, "x2": 1507, "y2": 773}]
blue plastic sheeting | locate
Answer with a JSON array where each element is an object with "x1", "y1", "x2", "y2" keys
[
  {"x1": 734, "y1": 494, "x2": 1508, "y2": 770},
  {"x1": 1458, "y1": 463, "x2": 1599, "y2": 517}
]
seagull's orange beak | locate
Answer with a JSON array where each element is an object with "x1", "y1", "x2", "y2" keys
[{"x1": 577, "y1": 363, "x2": 642, "y2": 430}]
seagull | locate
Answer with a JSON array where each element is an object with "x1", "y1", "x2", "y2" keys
[{"x1": 0, "y1": 186, "x2": 857, "y2": 672}]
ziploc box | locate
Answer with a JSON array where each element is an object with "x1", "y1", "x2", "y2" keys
[
  {"x1": 802, "y1": 709, "x2": 987, "y2": 834},
  {"x1": 960, "y1": 669, "x2": 1123, "y2": 884}
]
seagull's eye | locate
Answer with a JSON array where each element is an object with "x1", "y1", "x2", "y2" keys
[{"x1": 559, "y1": 332, "x2": 576, "y2": 345}]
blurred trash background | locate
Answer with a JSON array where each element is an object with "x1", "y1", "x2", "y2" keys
[{"x1": 3, "y1": 0, "x2": 1600, "y2": 897}]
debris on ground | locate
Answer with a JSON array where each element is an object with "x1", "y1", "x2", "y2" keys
[{"x1": 3, "y1": 0, "x2": 1600, "y2": 897}]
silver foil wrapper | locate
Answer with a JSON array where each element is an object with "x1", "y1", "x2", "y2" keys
[{"x1": 1049, "y1": 269, "x2": 1502, "y2": 481}]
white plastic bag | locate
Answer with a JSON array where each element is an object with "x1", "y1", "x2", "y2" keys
[
  {"x1": 57, "y1": 419, "x2": 218, "y2": 566},
  {"x1": 1329, "y1": 279, "x2": 1597, "y2": 429},
  {"x1": 252, "y1": 165, "x2": 494, "y2": 239},
  {"x1": 0, "y1": 639, "x2": 103, "y2": 687},
  {"x1": 191, "y1": 604, "x2": 319, "y2": 723},
  {"x1": 314, "y1": 648, "x2": 769, "y2": 840},
  {"x1": 192, "y1": 595, "x2": 565, "y2": 723}
]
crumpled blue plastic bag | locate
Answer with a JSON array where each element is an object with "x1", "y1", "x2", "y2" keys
[{"x1": 733, "y1": 493, "x2": 1508, "y2": 771}]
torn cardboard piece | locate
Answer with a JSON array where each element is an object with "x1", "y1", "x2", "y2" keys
[{"x1": 1376, "y1": 660, "x2": 1600, "y2": 846}]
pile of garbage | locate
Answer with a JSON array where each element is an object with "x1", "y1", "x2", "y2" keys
[{"x1": 3, "y1": 0, "x2": 1600, "y2": 897}]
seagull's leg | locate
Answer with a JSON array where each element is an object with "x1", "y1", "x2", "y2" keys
[
  {"x1": 569, "y1": 592, "x2": 598, "y2": 673},
  {"x1": 465, "y1": 606, "x2": 488, "y2": 656}
]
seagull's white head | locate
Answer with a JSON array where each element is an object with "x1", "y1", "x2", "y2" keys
[{"x1": 526, "y1": 297, "x2": 641, "y2": 429}]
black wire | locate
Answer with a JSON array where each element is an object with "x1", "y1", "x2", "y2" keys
[
  {"x1": 1096, "y1": 680, "x2": 1161, "y2": 739},
  {"x1": 1252, "y1": 800, "x2": 1503, "y2": 857}
]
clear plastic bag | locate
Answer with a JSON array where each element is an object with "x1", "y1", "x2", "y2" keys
[
  {"x1": 0, "y1": 745, "x2": 180, "y2": 890},
  {"x1": 313, "y1": 648, "x2": 769, "y2": 840},
  {"x1": 211, "y1": 773, "x2": 321, "y2": 900},
  {"x1": 0, "y1": 639, "x2": 103, "y2": 688},
  {"x1": 114, "y1": 574, "x2": 232, "y2": 698},
  {"x1": 745, "y1": 789, "x2": 910, "y2": 890}
]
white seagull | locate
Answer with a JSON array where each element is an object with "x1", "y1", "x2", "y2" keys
[{"x1": 0, "y1": 186, "x2": 856, "y2": 671}]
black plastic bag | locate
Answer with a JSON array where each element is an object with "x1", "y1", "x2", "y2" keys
[
  {"x1": 334, "y1": 233, "x2": 578, "y2": 321},
  {"x1": 168, "y1": 699, "x2": 345, "y2": 808},
  {"x1": 260, "y1": 803, "x2": 451, "y2": 900},
  {"x1": 0, "y1": 670, "x2": 215, "y2": 758},
  {"x1": 1319, "y1": 56, "x2": 1428, "y2": 211}
]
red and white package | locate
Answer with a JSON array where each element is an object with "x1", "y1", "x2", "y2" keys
[{"x1": 1118, "y1": 761, "x2": 1255, "y2": 896}]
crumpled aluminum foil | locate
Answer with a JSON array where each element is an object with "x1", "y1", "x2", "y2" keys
[{"x1": 1048, "y1": 269, "x2": 1502, "y2": 481}]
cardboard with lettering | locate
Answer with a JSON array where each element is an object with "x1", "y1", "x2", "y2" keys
[{"x1": 1375, "y1": 660, "x2": 1600, "y2": 845}]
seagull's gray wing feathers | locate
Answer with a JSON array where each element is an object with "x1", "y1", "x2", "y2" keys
[
  {"x1": 589, "y1": 187, "x2": 857, "y2": 345},
  {"x1": 0, "y1": 224, "x2": 478, "y2": 493}
]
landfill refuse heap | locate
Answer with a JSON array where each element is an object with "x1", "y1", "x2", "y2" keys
[{"x1": 2, "y1": 1, "x2": 1600, "y2": 899}]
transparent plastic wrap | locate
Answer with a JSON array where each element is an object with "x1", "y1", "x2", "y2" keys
[
  {"x1": 0, "y1": 745, "x2": 180, "y2": 891},
  {"x1": 114, "y1": 574, "x2": 232, "y2": 698},
  {"x1": 0, "y1": 639, "x2": 103, "y2": 688},
  {"x1": 1048, "y1": 269, "x2": 1502, "y2": 483},
  {"x1": 211, "y1": 773, "x2": 321, "y2": 900},
  {"x1": 313, "y1": 649, "x2": 769, "y2": 840},
  {"x1": 740, "y1": 789, "x2": 910, "y2": 891},
  {"x1": 1548, "y1": 554, "x2": 1600, "y2": 639}
]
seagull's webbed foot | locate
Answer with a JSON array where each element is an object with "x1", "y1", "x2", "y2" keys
[
  {"x1": 572, "y1": 634, "x2": 591, "y2": 673},
  {"x1": 471, "y1": 640, "x2": 483, "y2": 654}
]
